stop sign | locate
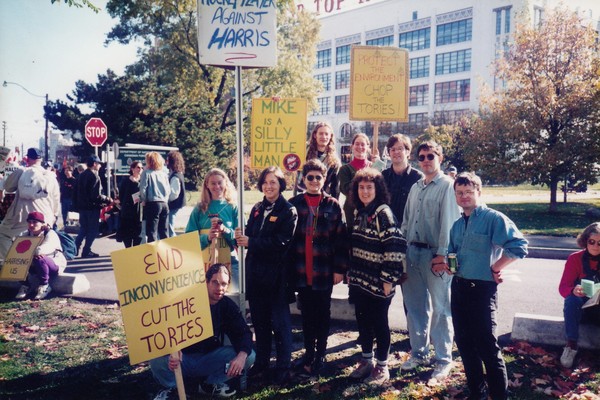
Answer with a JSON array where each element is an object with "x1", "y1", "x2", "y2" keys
[{"x1": 85, "y1": 118, "x2": 108, "y2": 147}]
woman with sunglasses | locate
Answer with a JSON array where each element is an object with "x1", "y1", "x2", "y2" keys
[
  {"x1": 347, "y1": 168, "x2": 405, "y2": 386},
  {"x1": 288, "y1": 159, "x2": 348, "y2": 377},
  {"x1": 117, "y1": 161, "x2": 143, "y2": 248},
  {"x1": 558, "y1": 222, "x2": 600, "y2": 368},
  {"x1": 338, "y1": 133, "x2": 385, "y2": 226}
]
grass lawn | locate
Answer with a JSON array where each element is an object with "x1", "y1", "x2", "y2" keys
[{"x1": 1, "y1": 298, "x2": 599, "y2": 399}]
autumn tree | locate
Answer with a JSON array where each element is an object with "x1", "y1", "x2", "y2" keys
[{"x1": 466, "y1": 7, "x2": 600, "y2": 211}]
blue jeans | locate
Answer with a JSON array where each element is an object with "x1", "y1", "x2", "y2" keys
[
  {"x1": 145, "y1": 202, "x2": 168, "y2": 242},
  {"x1": 168, "y1": 208, "x2": 180, "y2": 237},
  {"x1": 402, "y1": 245, "x2": 453, "y2": 363},
  {"x1": 75, "y1": 209, "x2": 100, "y2": 256},
  {"x1": 149, "y1": 346, "x2": 255, "y2": 388},
  {"x1": 249, "y1": 294, "x2": 292, "y2": 369},
  {"x1": 564, "y1": 294, "x2": 590, "y2": 342}
]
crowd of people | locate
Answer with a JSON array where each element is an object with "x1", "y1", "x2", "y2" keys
[{"x1": 0, "y1": 123, "x2": 598, "y2": 400}]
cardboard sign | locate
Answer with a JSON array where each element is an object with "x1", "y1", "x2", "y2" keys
[
  {"x1": 250, "y1": 98, "x2": 307, "y2": 171},
  {"x1": 0, "y1": 236, "x2": 44, "y2": 281},
  {"x1": 350, "y1": 46, "x2": 409, "y2": 122},
  {"x1": 197, "y1": 0, "x2": 278, "y2": 68},
  {"x1": 111, "y1": 233, "x2": 213, "y2": 365}
]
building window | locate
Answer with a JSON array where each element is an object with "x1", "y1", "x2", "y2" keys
[
  {"x1": 434, "y1": 79, "x2": 470, "y2": 103},
  {"x1": 314, "y1": 97, "x2": 330, "y2": 116},
  {"x1": 366, "y1": 35, "x2": 394, "y2": 46},
  {"x1": 436, "y1": 19, "x2": 472, "y2": 46},
  {"x1": 494, "y1": 7, "x2": 512, "y2": 35},
  {"x1": 336, "y1": 44, "x2": 356, "y2": 65},
  {"x1": 495, "y1": 10, "x2": 502, "y2": 35},
  {"x1": 315, "y1": 73, "x2": 331, "y2": 91},
  {"x1": 399, "y1": 27, "x2": 431, "y2": 51},
  {"x1": 433, "y1": 109, "x2": 470, "y2": 124},
  {"x1": 435, "y1": 49, "x2": 471, "y2": 75},
  {"x1": 504, "y1": 8, "x2": 511, "y2": 33},
  {"x1": 316, "y1": 49, "x2": 331, "y2": 69},
  {"x1": 335, "y1": 95, "x2": 349, "y2": 113},
  {"x1": 409, "y1": 84, "x2": 429, "y2": 106},
  {"x1": 335, "y1": 70, "x2": 350, "y2": 89},
  {"x1": 399, "y1": 112, "x2": 428, "y2": 135},
  {"x1": 410, "y1": 56, "x2": 429, "y2": 79},
  {"x1": 534, "y1": 7, "x2": 544, "y2": 28}
]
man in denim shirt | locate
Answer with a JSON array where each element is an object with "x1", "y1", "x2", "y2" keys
[{"x1": 446, "y1": 172, "x2": 528, "y2": 400}]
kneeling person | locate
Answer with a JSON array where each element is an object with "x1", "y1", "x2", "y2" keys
[{"x1": 150, "y1": 264, "x2": 255, "y2": 399}]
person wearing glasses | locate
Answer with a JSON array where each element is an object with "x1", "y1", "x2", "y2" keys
[
  {"x1": 446, "y1": 172, "x2": 528, "y2": 400},
  {"x1": 117, "y1": 161, "x2": 143, "y2": 248},
  {"x1": 400, "y1": 141, "x2": 461, "y2": 381},
  {"x1": 558, "y1": 222, "x2": 600, "y2": 369},
  {"x1": 288, "y1": 159, "x2": 348, "y2": 377}
]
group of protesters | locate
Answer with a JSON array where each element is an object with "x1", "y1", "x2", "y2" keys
[{"x1": 1, "y1": 121, "x2": 598, "y2": 400}]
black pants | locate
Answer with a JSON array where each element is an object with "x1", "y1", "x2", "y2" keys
[
  {"x1": 144, "y1": 201, "x2": 168, "y2": 243},
  {"x1": 451, "y1": 277, "x2": 507, "y2": 400},
  {"x1": 297, "y1": 286, "x2": 333, "y2": 360},
  {"x1": 353, "y1": 288, "x2": 392, "y2": 362}
]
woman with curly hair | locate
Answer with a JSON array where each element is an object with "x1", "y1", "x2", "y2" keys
[{"x1": 166, "y1": 151, "x2": 186, "y2": 237}]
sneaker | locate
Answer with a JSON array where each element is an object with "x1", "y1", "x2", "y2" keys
[
  {"x1": 560, "y1": 346, "x2": 578, "y2": 368},
  {"x1": 15, "y1": 285, "x2": 30, "y2": 300},
  {"x1": 198, "y1": 382, "x2": 236, "y2": 398},
  {"x1": 153, "y1": 388, "x2": 177, "y2": 400},
  {"x1": 311, "y1": 357, "x2": 326, "y2": 376},
  {"x1": 400, "y1": 356, "x2": 430, "y2": 371},
  {"x1": 364, "y1": 364, "x2": 390, "y2": 385},
  {"x1": 349, "y1": 358, "x2": 374, "y2": 379},
  {"x1": 431, "y1": 362, "x2": 453, "y2": 381},
  {"x1": 34, "y1": 284, "x2": 52, "y2": 300},
  {"x1": 81, "y1": 251, "x2": 100, "y2": 258}
]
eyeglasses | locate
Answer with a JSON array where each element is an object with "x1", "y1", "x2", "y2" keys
[
  {"x1": 418, "y1": 154, "x2": 436, "y2": 162},
  {"x1": 306, "y1": 175, "x2": 323, "y2": 182},
  {"x1": 456, "y1": 190, "x2": 476, "y2": 197},
  {"x1": 588, "y1": 239, "x2": 599, "y2": 246}
]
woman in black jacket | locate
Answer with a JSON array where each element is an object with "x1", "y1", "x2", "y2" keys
[{"x1": 235, "y1": 166, "x2": 297, "y2": 385}]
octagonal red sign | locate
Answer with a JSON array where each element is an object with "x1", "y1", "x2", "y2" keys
[{"x1": 85, "y1": 118, "x2": 108, "y2": 147}]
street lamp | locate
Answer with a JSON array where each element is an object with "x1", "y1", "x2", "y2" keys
[{"x1": 2, "y1": 80, "x2": 49, "y2": 161}]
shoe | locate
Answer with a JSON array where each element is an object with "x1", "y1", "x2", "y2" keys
[
  {"x1": 81, "y1": 251, "x2": 100, "y2": 258},
  {"x1": 364, "y1": 364, "x2": 390, "y2": 385},
  {"x1": 247, "y1": 363, "x2": 268, "y2": 379},
  {"x1": 294, "y1": 355, "x2": 314, "y2": 376},
  {"x1": 311, "y1": 357, "x2": 326, "y2": 376},
  {"x1": 153, "y1": 388, "x2": 178, "y2": 400},
  {"x1": 198, "y1": 382, "x2": 236, "y2": 398},
  {"x1": 560, "y1": 346, "x2": 578, "y2": 368},
  {"x1": 15, "y1": 285, "x2": 30, "y2": 300},
  {"x1": 400, "y1": 356, "x2": 430, "y2": 371},
  {"x1": 34, "y1": 284, "x2": 52, "y2": 300},
  {"x1": 349, "y1": 358, "x2": 374, "y2": 379},
  {"x1": 431, "y1": 362, "x2": 453, "y2": 381},
  {"x1": 273, "y1": 368, "x2": 291, "y2": 385}
]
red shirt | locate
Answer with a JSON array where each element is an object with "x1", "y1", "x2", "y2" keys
[{"x1": 558, "y1": 250, "x2": 599, "y2": 298}]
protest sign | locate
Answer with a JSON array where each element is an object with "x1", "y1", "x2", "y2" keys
[
  {"x1": 197, "y1": 0, "x2": 278, "y2": 68},
  {"x1": 0, "y1": 236, "x2": 44, "y2": 281},
  {"x1": 111, "y1": 233, "x2": 213, "y2": 365},
  {"x1": 350, "y1": 46, "x2": 408, "y2": 122},
  {"x1": 250, "y1": 98, "x2": 307, "y2": 172}
]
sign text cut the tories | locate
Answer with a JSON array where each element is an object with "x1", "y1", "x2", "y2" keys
[{"x1": 111, "y1": 233, "x2": 213, "y2": 365}]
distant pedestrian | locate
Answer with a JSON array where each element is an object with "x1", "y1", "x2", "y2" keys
[
  {"x1": 59, "y1": 166, "x2": 76, "y2": 226},
  {"x1": 140, "y1": 152, "x2": 170, "y2": 242},
  {"x1": 166, "y1": 151, "x2": 186, "y2": 237},
  {"x1": 558, "y1": 222, "x2": 600, "y2": 369},
  {"x1": 117, "y1": 162, "x2": 143, "y2": 248},
  {"x1": 448, "y1": 172, "x2": 528, "y2": 399}
]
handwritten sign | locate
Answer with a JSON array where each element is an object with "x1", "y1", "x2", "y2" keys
[
  {"x1": 0, "y1": 236, "x2": 44, "y2": 281},
  {"x1": 350, "y1": 46, "x2": 408, "y2": 122},
  {"x1": 111, "y1": 233, "x2": 213, "y2": 365},
  {"x1": 296, "y1": 0, "x2": 387, "y2": 16},
  {"x1": 197, "y1": 0, "x2": 278, "y2": 68},
  {"x1": 250, "y1": 98, "x2": 307, "y2": 171}
]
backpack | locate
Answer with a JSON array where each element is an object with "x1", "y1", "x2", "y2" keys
[
  {"x1": 18, "y1": 167, "x2": 50, "y2": 200},
  {"x1": 54, "y1": 230, "x2": 77, "y2": 260}
]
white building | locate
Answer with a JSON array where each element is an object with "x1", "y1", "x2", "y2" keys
[{"x1": 299, "y1": 0, "x2": 600, "y2": 154}]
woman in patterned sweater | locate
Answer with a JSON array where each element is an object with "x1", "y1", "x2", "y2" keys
[{"x1": 347, "y1": 168, "x2": 406, "y2": 386}]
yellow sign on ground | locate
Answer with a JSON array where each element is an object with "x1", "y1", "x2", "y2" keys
[
  {"x1": 111, "y1": 233, "x2": 213, "y2": 365},
  {"x1": 0, "y1": 236, "x2": 44, "y2": 281},
  {"x1": 250, "y1": 98, "x2": 307, "y2": 172},
  {"x1": 350, "y1": 46, "x2": 409, "y2": 122}
]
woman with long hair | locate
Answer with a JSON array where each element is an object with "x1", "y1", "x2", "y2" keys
[
  {"x1": 186, "y1": 168, "x2": 240, "y2": 291},
  {"x1": 139, "y1": 152, "x2": 170, "y2": 242},
  {"x1": 117, "y1": 161, "x2": 143, "y2": 248},
  {"x1": 166, "y1": 151, "x2": 186, "y2": 237}
]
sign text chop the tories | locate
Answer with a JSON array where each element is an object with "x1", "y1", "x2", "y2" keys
[
  {"x1": 111, "y1": 233, "x2": 213, "y2": 365},
  {"x1": 197, "y1": 0, "x2": 277, "y2": 67}
]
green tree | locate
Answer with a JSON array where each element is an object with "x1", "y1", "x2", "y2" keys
[{"x1": 468, "y1": 7, "x2": 600, "y2": 211}]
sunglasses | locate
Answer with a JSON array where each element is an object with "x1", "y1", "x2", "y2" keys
[
  {"x1": 418, "y1": 154, "x2": 436, "y2": 162},
  {"x1": 588, "y1": 239, "x2": 599, "y2": 246},
  {"x1": 305, "y1": 175, "x2": 323, "y2": 182}
]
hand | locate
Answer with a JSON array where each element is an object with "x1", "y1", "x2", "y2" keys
[
  {"x1": 573, "y1": 285, "x2": 585, "y2": 297},
  {"x1": 235, "y1": 228, "x2": 248, "y2": 247},
  {"x1": 333, "y1": 273, "x2": 344, "y2": 285},
  {"x1": 431, "y1": 255, "x2": 447, "y2": 275},
  {"x1": 167, "y1": 351, "x2": 182, "y2": 371},
  {"x1": 226, "y1": 352, "x2": 248, "y2": 378},
  {"x1": 382, "y1": 282, "x2": 392, "y2": 296},
  {"x1": 491, "y1": 267, "x2": 503, "y2": 284}
]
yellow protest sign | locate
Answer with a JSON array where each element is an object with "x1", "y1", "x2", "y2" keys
[
  {"x1": 250, "y1": 98, "x2": 307, "y2": 172},
  {"x1": 111, "y1": 233, "x2": 213, "y2": 365},
  {"x1": 350, "y1": 46, "x2": 409, "y2": 122},
  {"x1": 0, "y1": 236, "x2": 44, "y2": 281}
]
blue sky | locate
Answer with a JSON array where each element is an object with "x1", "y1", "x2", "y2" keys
[{"x1": 0, "y1": 0, "x2": 139, "y2": 153}]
